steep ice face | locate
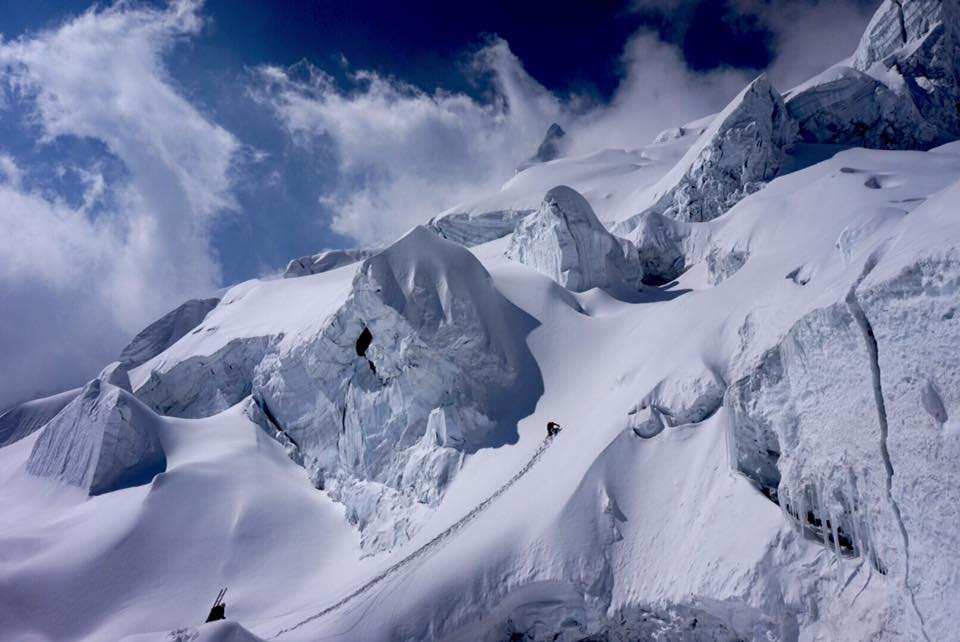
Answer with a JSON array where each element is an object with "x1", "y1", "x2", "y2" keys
[
  {"x1": 427, "y1": 208, "x2": 532, "y2": 247},
  {"x1": 620, "y1": 211, "x2": 709, "y2": 285},
  {"x1": 517, "y1": 123, "x2": 568, "y2": 172},
  {"x1": 135, "y1": 336, "x2": 274, "y2": 418},
  {"x1": 505, "y1": 186, "x2": 642, "y2": 292},
  {"x1": 856, "y1": 245, "x2": 960, "y2": 642},
  {"x1": 26, "y1": 378, "x2": 166, "y2": 495},
  {"x1": 253, "y1": 226, "x2": 540, "y2": 551},
  {"x1": 852, "y1": 0, "x2": 960, "y2": 141},
  {"x1": 119, "y1": 298, "x2": 220, "y2": 368},
  {"x1": 637, "y1": 75, "x2": 796, "y2": 224},
  {"x1": 284, "y1": 248, "x2": 377, "y2": 278},
  {"x1": 785, "y1": 66, "x2": 940, "y2": 149},
  {"x1": 0, "y1": 388, "x2": 79, "y2": 448}
]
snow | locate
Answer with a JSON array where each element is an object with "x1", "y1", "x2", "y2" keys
[
  {"x1": 3, "y1": 2, "x2": 960, "y2": 640},
  {"x1": 283, "y1": 248, "x2": 377, "y2": 278},
  {"x1": 26, "y1": 377, "x2": 166, "y2": 496},
  {"x1": 619, "y1": 74, "x2": 796, "y2": 228},
  {"x1": 505, "y1": 186, "x2": 642, "y2": 292},
  {"x1": 0, "y1": 387, "x2": 79, "y2": 447},
  {"x1": 120, "y1": 298, "x2": 221, "y2": 368}
]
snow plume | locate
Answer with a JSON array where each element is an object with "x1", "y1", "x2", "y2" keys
[
  {"x1": 733, "y1": 0, "x2": 876, "y2": 88},
  {"x1": 254, "y1": 38, "x2": 562, "y2": 245},
  {"x1": 568, "y1": 31, "x2": 754, "y2": 153},
  {"x1": 0, "y1": 0, "x2": 238, "y2": 409}
]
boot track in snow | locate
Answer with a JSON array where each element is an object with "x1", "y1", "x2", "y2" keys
[{"x1": 270, "y1": 432, "x2": 559, "y2": 639}]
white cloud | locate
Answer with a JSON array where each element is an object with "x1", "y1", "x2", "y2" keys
[
  {"x1": 568, "y1": 31, "x2": 754, "y2": 153},
  {"x1": 254, "y1": 39, "x2": 564, "y2": 244},
  {"x1": 744, "y1": 0, "x2": 875, "y2": 89},
  {"x1": 0, "y1": 0, "x2": 238, "y2": 408}
]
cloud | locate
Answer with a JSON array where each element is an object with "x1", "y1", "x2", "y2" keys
[
  {"x1": 254, "y1": 39, "x2": 562, "y2": 244},
  {"x1": 0, "y1": 0, "x2": 238, "y2": 408},
  {"x1": 739, "y1": 0, "x2": 875, "y2": 89},
  {"x1": 568, "y1": 31, "x2": 754, "y2": 153}
]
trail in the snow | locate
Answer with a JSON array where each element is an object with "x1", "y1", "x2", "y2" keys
[{"x1": 270, "y1": 432, "x2": 559, "y2": 639}]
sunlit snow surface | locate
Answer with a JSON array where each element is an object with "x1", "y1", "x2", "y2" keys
[{"x1": 2, "y1": 141, "x2": 960, "y2": 641}]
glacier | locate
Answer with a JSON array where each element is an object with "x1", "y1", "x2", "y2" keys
[{"x1": 2, "y1": 2, "x2": 960, "y2": 641}]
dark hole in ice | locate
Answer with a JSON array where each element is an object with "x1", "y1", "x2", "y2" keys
[
  {"x1": 354, "y1": 327, "x2": 377, "y2": 374},
  {"x1": 355, "y1": 327, "x2": 373, "y2": 357}
]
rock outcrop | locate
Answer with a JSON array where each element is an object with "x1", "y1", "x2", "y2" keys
[
  {"x1": 517, "y1": 123, "x2": 568, "y2": 172},
  {"x1": 640, "y1": 74, "x2": 796, "y2": 223},
  {"x1": 506, "y1": 186, "x2": 642, "y2": 292},
  {"x1": 120, "y1": 298, "x2": 220, "y2": 368},
  {"x1": 26, "y1": 377, "x2": 166, "y2": 495}
]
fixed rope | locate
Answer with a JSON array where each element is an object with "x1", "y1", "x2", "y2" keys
[{"x1": 271, "y1": 432, "x2": 559, "y2": 639}]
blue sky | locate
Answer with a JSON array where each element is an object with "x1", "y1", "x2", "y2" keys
[{"x1": 0, "y1": 0, "x2": 875, "y2": 407}]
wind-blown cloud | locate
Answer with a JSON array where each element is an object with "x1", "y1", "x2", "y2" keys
[
  {"x1": 254, "y1": 39, "x2": 562, "y2": 244},
  {"x1": 0, "y1": 0, "x2": 238, "y2": 408}
]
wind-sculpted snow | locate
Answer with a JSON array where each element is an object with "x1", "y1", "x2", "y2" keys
[
  {"x1": 427, "y1": 208, "x2": 531, "y2": 247},
  {"x1": 283, "y1": 248, "x2": 377, "y2": 278},
  {"x1": 135, "y1": 336, "x2": 274, "y2": 419},
  {"x1": 633, "y1": 75, "x2": 796, "y2": 224},
  {"x1": 506, "y1": 186, "x2": 641, "y2": 292},
  {"x1": 119, "y1": 298, "x2": 220, "y2": 368},
  {"x1": 0, "y1": 387, "x2": 79, "y2": 448},
  {"x1": 254, "y1": 226, "x2": 541, "y2": 551},
  {"x1": 26, "y1": 378, "x2": 166, "y2": 495}
]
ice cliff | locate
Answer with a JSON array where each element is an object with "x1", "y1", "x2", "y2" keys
[
  {"x1": 119, "y1": 298, "x2": 220, "y2": 368},
  {"x1": 506, "y1": 186, "x2": 642, "y2": 292},
  {"x1": 253, "y1": 226, "x2": 540, "y2": 550},
  {"x1": 631, "y1": 74, "x2": 796, "y2": 225}
]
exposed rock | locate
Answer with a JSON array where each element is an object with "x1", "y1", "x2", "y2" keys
[
  {"x1": 0, "y1": 388, "x2": 80, "y2": 448},
  {"x1": 283, "y1": 248, "x2": 377, "y2": 278},
  {"x1": 427, "y1": 208, "x2": 532, "y2": 247},
  {"x1": 253, "y1": 226, "x2": 540, "y2": 551},
  {"x1": 26, "y1": 378, "x2": 165, "y2": 495},
  {"x1": 517, "y1": 123, "x2": 568, "y2": 172},
  {"x1": 120, "y1": 298, "x2": 220, "y2": 368},
  {"x1": 640, "y1": 75, "x2": 796, "y2": 223},
  {"x1": 505, "y1": 186, "x2": 642, "y2": 292}
]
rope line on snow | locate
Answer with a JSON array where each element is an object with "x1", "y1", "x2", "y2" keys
[{"x1": 270, "y1": 432, "x2": 559, "y2": 639}]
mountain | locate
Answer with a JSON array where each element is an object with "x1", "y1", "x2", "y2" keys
[{"x1": 2, "y1": 2, "x2": 960, "y2": 641}]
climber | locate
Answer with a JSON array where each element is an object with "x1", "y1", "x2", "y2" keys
[
  {"x1": 546, "y1": 421, "x2": 561, "y2": 437},
  {"x1": 205, "y1": 587, "x2": 227, "y2": 623}
]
